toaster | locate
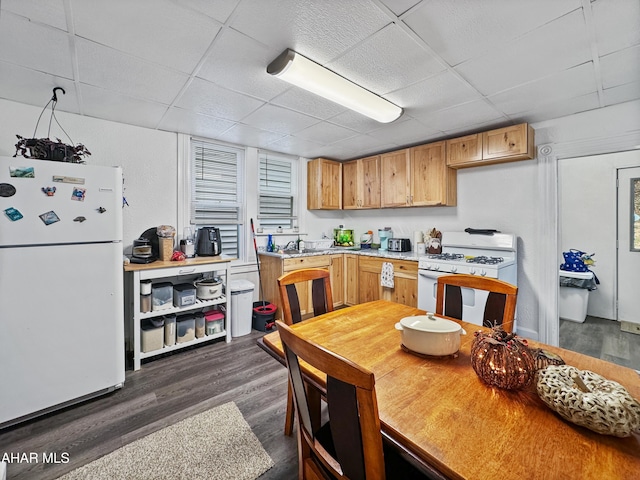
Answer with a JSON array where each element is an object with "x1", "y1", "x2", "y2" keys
[{"x1": 388, "y1": 238, "x2": 412, "y2": 252}]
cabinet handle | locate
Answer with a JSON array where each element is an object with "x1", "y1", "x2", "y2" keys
[
  {"x1": 410, "y1": 195, "x2": 413, "y2": 205},
  {"x1": 406, "y1": 195, "x2": 409, "y2": 205},
  {"x1": 178, "y1": 268, "x2": 196, "y2": 274}
]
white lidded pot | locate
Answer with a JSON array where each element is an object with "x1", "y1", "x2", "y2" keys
[{"x1": 395, "y1": 315, "x2": 466, "y2": 356}]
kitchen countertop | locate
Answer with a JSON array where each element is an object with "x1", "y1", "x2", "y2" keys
[{"x1": 258, "y1": 247, "x2": 419, "y2": 261}]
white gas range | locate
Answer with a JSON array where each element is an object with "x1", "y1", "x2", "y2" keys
[{"x1": 418, "y1": 231, "x2": 518, "y2": 324}]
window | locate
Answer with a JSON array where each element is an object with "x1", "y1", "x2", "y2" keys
[
  {"x1": 258, "y1": 151, "x2": 297, "y2": 230},
  {"x1": 191, "y1": 139, "x2": 244, "y2": 257}
]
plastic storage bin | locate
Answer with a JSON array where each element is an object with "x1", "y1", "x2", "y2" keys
[
  {"x1": 194, "y1": 312, "x2": 205, "y2": 338},
  {"x1": 205, "y1": 310, "x2": 225, "y2": 335},
  {"x1": 164, "y1": 314, "x2": 176, "y2": 346},
  {"x1": 152, "y1": 282, "x2": 173, "y2": 311},
  {"x1": 229, "y1": 279, "x2": 254, "y2": 337},
  {"x1": 141, "y1": 318, "x2": 164, "y2": 352},
  {"x1": 176, "y1": 314, "x2": 195, "y2": 343},
  {"x1": 559, "y1": 270, "x2": 595, "y2": 323},
  {"x1": 173, "y1": 283, "x2": 196, "y2": 308}
]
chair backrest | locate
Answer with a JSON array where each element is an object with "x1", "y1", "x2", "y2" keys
[
  {"x1": 277, "y1": 268, "x2": 333, "y2": 325},
  {"x1": 436, "y1": 274, "x2": 518, "y2": 332},
  {"x1": 276, "y1": 320, "x2": 386, "y2": 480}
]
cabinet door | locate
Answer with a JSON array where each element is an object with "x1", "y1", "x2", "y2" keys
[
  {"x1": 329, "y1": 254, "x2": 344, "y2": 307},
  {"x1": 360, "y1": 155, "x2": 381, "y2": 208},
  {"x1": 381, "y1": 149, "x2": 410, "y2": 207},
  {"x1": 411, "y1": 141, "x2": 456, "y2": 206},
  {"x1": 345, "y1": 254, "x2": 359, "y2": 305},
  {"x1": 342, "y1": 160, "x2": 359, "y2": 209},
  {"x1": 388, "y1": 260, "x2": 418, "y2": 307},
  {"x1": 358, "y1": 257, "x2": 383, "y2": 303},
  {"x1": 446, "y1": 134, "x2": 483, "y2": 168},
  {"x1": 482, "y1": 124, "x2": 534, "y2": 162},
  {"x1": 307, "y1": 158, "x2": 342, "y2": 210}
]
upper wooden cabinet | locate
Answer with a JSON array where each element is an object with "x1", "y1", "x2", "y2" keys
[
  {"x1": 307, "y1": 158, "x2": 342, "y2": 210},
  {"x1": 381, "y1": 142, "x2": 456, "y2": 208},
  {"x1": 343, "y1": 155, "x2": 381, "y2": 209},
  {"x1": 445, "y1": 133, "x2": 483, "y2": 168},
  {"x1": 446, "y1": 123, "x2": 535, "y2": 169}
]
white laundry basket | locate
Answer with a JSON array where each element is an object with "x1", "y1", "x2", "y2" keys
[
  {"x1": 559, "y1": 270, "x2": 594, "y2": 323},
  {"x1": 229, "y1": 279, "x2": 255, "y2": 337}
]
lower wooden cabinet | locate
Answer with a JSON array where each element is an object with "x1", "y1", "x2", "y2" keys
[
  {"x1": 345, "y1": 254, "x2": 359, "y2": 306},
  {"x1": 329, "y1": 254, "x2": 344, "y2": 308},
  {"x1": 357, "y1": 257, "x2": 417, "y2": 307}
]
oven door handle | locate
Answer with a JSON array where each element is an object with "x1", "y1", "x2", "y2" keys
[{"x1": 418, "y1": 269, "x2": 452, "y2": 279}]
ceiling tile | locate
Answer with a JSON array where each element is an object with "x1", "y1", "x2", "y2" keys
[
  {"x1": 378, "y1": 0, "x2": 422, "y2": 17},
  {"x1": 403, "y1": 0, "x2": 581, "y2": 66},
  {"x1": 325, "y1": 109, "x2": 388, "y2": 133},
  {"x1": 0, "y1": 12, "x2": 73, "y2": 79},
  {"x1": 602, "y1": 82, "x2": 640, "y2": 106},
  {"x1": 198, "y1": 29, "x2": 288, "y2": 101},
  {"x1": 487, "y1": 63, "x2": 598, "y2": 115},
  {"x1": 0, "y1": 62, "x2": 80, "y2": 114},
  {"x1": 215, "y1": 123, "x2": 287, "y2": 149},
  {"x1": 293, "y1": 121, "x2": 359, "y2": 144},
  {"x1": 327, "y1": 24, "x2": 445, "y2": 95},
  {"x1": 240, "y1": 104, "x2": 320, "y2": 134},
  {"x1": 79, "y1": 84, "x2": 170, "y2": 128},
  {"x1": 388, "y1": 70, "x2": 482, "y2": 117},
  {"x1": 173, "y1": 0, "x2": 241, "y2": 23},
  {"x1": 71, "y1": 0, "x2": 221, "y2": 74},
  {"x1": 600, "y1": 45, "x2": 640, "y2": 89},
  {"x1": 2, "y1": 0, "x2": 67, "y2": 30},
  {"x1": 591, "y1": 0, "x2": 640, "y2": 56},
  {"x1": 76, "y1": 39, "x2": 189, "y2": 104},
  {"x1": 269, "y1": 88, "x2": 348, "y2": 120},
  {"x1": 368, "y1": 117, "x2": 441, "y2": 146},
  {"x1": 326, "y1": 133, "x2": 400, "y2": 157},
  {"x1": 510, "y1": 92, "x2": 600, "y2": 124},
  {"x1": 229, "y1": 0, "x2": 390, "y2": 62},
  {"x1": 176, "y1": 77, "x2": 265, "y2": 121},
  {"x1": 266, "y1": 135, "x2": 327, "y2": 158},
  {"x1": 415, "y1": 100, "x2": 506, "y2": 133},
  {"x1": 158, "y1": 107, "x2": 237, "y2": 138},
  {"x1": 455, "y1": 9, "x2": 592, "y2": 96}
]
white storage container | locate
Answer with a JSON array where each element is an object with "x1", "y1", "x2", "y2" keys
[
  {"x1": 141, "y1": 318, "x2": 164, "y2": 353},
  {"x1": 177, "y1": 314, "x2": 195, "y2": 343},
  {"x1": 229, "y1": 279, "x2": 254, "y2": 337},
  {"x1": 559, "y1": 270, "x2": 594, "y2": 323}
]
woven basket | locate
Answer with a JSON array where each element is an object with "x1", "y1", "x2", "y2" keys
[{"x1": 536, "y1": 365, "x2": 640, "y2": 437}]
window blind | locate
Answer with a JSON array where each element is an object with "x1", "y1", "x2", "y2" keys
[
  {"x1": 191, "y1": 139, "x2": 243, "y2": 256},
  {"x1": 259, "y1": 153, "x2": 295, "y2": 229}
]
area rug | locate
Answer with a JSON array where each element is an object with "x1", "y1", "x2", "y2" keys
[{"x1": 57, "y1": 402, "x2": 274, "y2": 480}]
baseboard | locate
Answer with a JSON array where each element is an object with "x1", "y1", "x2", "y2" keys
[{"x1": 620, "y1": 321, "x2": 640, "y2": 335}]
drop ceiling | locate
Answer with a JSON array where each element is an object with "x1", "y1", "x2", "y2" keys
[{"x1": 0, "y1": 0, "x2": 638, "y2": 160}]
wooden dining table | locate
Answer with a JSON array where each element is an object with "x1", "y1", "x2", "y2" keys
[{"x1": 258, "y1": 300, "x2": 640, "y2": 480}]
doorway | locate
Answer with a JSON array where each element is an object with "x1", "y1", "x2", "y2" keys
[{"x1": 558, "y1": 150, "x2": 640, "y2": 369}]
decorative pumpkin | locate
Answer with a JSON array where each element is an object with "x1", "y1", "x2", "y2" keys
[
  {"x1": 470, "y1": 327, "x2": 536, "y2": 390},
  {"x1": 537, "y1": 365, "x2": 640, "y2": 437}
]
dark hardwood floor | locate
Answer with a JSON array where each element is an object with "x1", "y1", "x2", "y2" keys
[{"x1": 0, "y1": 331, "x2": 298, "y2": 480}]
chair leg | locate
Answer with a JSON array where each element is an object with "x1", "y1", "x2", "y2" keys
[{"x1": 284, "y1": 380, "x2": 295, "y2": 436}]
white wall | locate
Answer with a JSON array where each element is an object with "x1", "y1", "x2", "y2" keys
[
  {"x1": 0, "y1": 98, "x2": 178, "y2": 254},
  {"x1": 559, "y1": 150, "x2": 640, "y2": 319}
]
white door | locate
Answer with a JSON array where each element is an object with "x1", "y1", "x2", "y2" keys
[{"x1": 617, "y1": 166, "x2": 640, "y2": 325}]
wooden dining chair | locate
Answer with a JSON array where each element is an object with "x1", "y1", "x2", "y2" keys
[
  {"x1": 435, "y1": 274, "x2": 518, "y2": 333},
  {"x1": 276, "y1": 320, "x2": 439, "y2": 480},
  {"x1": 278, "y1": 268, "x2": 334, "y2": 436}
]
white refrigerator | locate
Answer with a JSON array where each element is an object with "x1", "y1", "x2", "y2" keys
[{"x1": 0, "y1": 157, "x2": 125, "y2": 427}]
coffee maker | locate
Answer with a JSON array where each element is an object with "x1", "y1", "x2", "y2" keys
[
  {"x1": 378, "y1": 228, "x2": 393, "y2": 251},
  {"x1": 195, "y1": 227, "x2": 222, "y2": 256}
]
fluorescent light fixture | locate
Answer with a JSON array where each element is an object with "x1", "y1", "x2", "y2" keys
[{"x1": 267, "y1": 49, "x2": 403, "y2": 123}]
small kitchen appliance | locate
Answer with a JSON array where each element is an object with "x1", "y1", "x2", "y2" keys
[
  {"x1": 378, "y1": 228, "x2": 393, "y2": 251},
  {"x1": 131, "y1": 227, "x2": 160, "y2": 264},
  {"x1": 388, "y1": 238, "x2": 412, "y2": 252},
  {"x1": 195, "y1": 227, "x2": 222, "y2": 256},
  {"x1": 417, "y1": 231, "x2": 517, "y2": 328}
]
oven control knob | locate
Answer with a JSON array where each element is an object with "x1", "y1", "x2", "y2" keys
[
  {"x1": 480, "y1": 269, "x2": 487, "y2": 277},
  {"x1": 469, "y1": 268, "x2": 476, "y2": 275},
  {"x1": 433, "y1": 265, "x2": 440, "y2": 271},
  {"x1": 450, "y1": 266, "x2": 457, "y2": 273}
]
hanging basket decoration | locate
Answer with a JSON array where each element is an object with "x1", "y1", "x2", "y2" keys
[
  {"x1": 537, "y1": 365, "x2": 640, "y2": 437},
  {"x1": 470, "y1": 326, "x2": 536, "y2": 390},
  {"x1": 13, "y1": 87, "x2": 90, "y2": 164}
]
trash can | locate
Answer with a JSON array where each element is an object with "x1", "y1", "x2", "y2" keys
[
  {"x1": 559, "y1": 270, "x2": 596, "y2": 323},
  {"x1": 229, "y1": 279, "x2": 255, "y2": 337}
]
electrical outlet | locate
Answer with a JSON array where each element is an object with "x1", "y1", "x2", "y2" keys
[{"x1": 620, "y1": 321, "x2": 640, "y2": 335}]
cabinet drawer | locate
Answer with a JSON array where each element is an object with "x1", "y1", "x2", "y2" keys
[
  {"x1": 138, "y1": 262, "x2": 226, "y2": 281},
  {"x1": 284, "y1": 255, "x2": 332, "y2": 271}
]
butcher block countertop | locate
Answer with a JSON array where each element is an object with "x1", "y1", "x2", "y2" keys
[
  {"x1": 258, "y1": 247, "x2": 420, "y2": 261},
  {"x1": 123, "y1": 255, "x2": 236, "y2": 272}
]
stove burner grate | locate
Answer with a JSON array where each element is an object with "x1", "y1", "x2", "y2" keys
[
  {"x1": 466, "y1": 256, "x2": 504, "y2": 265},
  {"x1": 426, "y1": 253, "x2": 465, "y2": 261}
]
